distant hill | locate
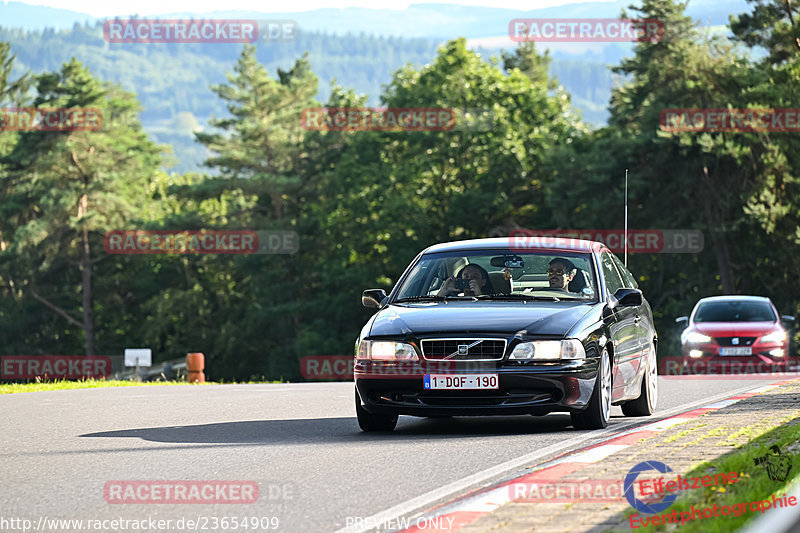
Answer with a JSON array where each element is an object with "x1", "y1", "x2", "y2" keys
[
  {"x1": 2, "y1": 23, "x2": 446, "y2": 172},
  {"x1": 0, "y1": 0, "x2": 755, "y2": 172},
  {"x1": 0, "y1": 0, "x2": 751, "y2": 35}
]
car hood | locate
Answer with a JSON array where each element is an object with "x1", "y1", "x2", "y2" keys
[
  {"x1": 368, "y1": 302, "x2": 593, "y2": 338},
  {"x1": 692, "y1": 321, "x2": 779, "y2": 336}
]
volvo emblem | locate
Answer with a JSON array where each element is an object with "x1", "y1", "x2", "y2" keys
[{"x1": 444, "y1": 340, "x2": 483, "y2": 359}]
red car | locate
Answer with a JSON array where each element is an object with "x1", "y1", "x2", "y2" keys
[{"x1": 676, "y1": 296, "x2": 795, "y2": 374}]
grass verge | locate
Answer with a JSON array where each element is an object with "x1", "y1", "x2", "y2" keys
[
  {"x1": 0, "y1": 377, "x2": 289, "y2": 394},
  {"x1": 0, "y1": 379, "x2": 196, "y2": 394}
]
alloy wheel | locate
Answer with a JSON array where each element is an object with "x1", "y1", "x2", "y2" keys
[{"x1": 600, "y1": 350, "x2": 611, "y2": 423}]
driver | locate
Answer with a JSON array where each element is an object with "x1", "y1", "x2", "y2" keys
[
  {"x1": 547, "y1": 258, "x2": 577, "y2": 292},
  {"x1": 438, "y1": 264, "x2": 495, "y2": 296}
]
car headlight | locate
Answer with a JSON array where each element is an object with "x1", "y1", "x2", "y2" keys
[
  {"x1": 356, "y1": 340, "x2": 419, "y2": 361},
  {"x1": 508, "y1": 339, "x2": 586, "y2": 361},
  {"x1": 761, "y1": 330, "x2": 787, "y2": 344},
  {"x1": 685, "y1": 332, "x2": 712, "y2": 344}
]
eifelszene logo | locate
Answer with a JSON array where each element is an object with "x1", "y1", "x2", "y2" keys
[
  {"x1": 754, "y1": 445, "x2": 792, "y2": 482},
  {"x1": 624, "y1": 461, "x2": 678, "y2": 513}
]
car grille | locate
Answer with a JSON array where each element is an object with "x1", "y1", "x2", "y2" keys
[
  {"x1": 715, "y1": 337, "x2": 756, "y2": 346},
  {"x1": 420, "y1": 339, "x2": 507, "y2": 361}
]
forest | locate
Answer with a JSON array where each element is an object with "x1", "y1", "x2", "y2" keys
[{"x1": 0, "y1": 0, "x2": 798, "y2": 380}]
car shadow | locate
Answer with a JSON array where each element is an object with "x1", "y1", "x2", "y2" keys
[{"x1": 79, "y1": 414, "x2": 577, "y2": 445}]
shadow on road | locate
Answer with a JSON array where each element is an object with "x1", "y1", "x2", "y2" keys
[{"x1": 79, "y1": 414, "x2": 579, "y2": 444}]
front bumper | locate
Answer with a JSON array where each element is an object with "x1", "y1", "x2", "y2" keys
[
  {"x1": 354, "y1": 358, "x2": 600, "y2": 416},
  {"x1": 678, "y1": 352, "x2": 796, "y2": 375},
  {"x1": 682, "y1": 342, "x2": 786, "y2": 359}
]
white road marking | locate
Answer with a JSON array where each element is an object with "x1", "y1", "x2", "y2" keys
[
  {"x1": 551, "y1": 444, "x2": 629, "y2": 464},
  {"x1": 702, "y1": 399, "x2": 739, "y2": 409}
]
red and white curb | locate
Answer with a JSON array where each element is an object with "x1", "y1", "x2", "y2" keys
[{"x1": 394, "y1": 379, "x2": 799, "y2": 533}]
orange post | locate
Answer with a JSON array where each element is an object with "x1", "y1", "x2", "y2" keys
[{"x1": 186, "y1": 352, "x2": 205, "y2": 383}]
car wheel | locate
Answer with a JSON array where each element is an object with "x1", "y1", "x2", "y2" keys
[
  {"x1": 622, "y1": 341, "x2": 658, "y2": 416},
  {"x1": 355, "y1": 389, "x2": 398, "y2": 431},
  {"x1": 571, "y1": 347, "x2": 611, "y2": 430}
]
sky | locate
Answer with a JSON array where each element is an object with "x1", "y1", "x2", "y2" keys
[{"x1": 5, "y1": 0, "x2": 612, "y2": 17}]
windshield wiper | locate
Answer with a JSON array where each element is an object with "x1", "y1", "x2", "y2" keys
[
  {"x1": 394, "y1": 295, "x2": 447, "y2": 303},
  {"x1": 394, "y1": 295, "x2": 476, "y2": 303},
  {"x1": 477, "y1": 293, "x2": 561, "y2": 302}
]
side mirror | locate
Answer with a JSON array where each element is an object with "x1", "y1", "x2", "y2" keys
[
  {"x1": 675, "y1": 316, "x2": 689, "y2": 327},
  {"x1": 613, "y1": 288, "x2": 642, "y2": 307},
  {"x1": 362, "y1": 289, "x2": 388, "y2": 309},
  {"x1": 782, "y1": 315, "x2": 796, "y2": 324}
]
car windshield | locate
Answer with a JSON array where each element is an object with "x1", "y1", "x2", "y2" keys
[
  {"x1": 393, "y1": 250, "x2": 597, "y2": 302},
  {"x1": 694, "y1": 301, "x2": 777, "y2": 322}
]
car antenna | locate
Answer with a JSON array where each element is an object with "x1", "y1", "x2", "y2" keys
[{"x1": 624, "y1": 168, "x2": 628, "y2": 267}]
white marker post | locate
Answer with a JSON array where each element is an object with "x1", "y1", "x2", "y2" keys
[{"x1": 124, "y1": 348, "x2": 152, "y2": 380}]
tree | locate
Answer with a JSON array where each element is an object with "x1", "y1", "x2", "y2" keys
[
  {"x1": 0, "y1": 39, "x2": 31, "y2": 105},
  {"x1": 604, "y1": 0, "x2": 769, "y2": 295},
  {"x1": 195, "y1": 45, "x2": 317, "y2": 221},
  {"x1": 0, "y1": 58, "x2": 162, "y2": 355},
  {"x1": 730, "y1": 0, "x2": 800, "y2": 64},
  {"x1": 166, "y1": 45, "x2": 321, "y2": 379},
  {"x1": 501, "y1": 41, "x2": 558, "y2": 89}
]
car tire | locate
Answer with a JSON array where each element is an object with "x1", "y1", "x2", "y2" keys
[
  {"x1": 355, "y1": 389, "x2": 398, "y2": 431},
  {"x1": 571, "y1": 347, "x2": 611, "y2": 430},
  {"x1": 622, "y1": 341, "x2": 658, "y2": 417}
]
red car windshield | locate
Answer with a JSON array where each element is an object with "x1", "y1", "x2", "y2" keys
[{"x1": 694, "y1": 301, "x2": 776, "y2": 323}]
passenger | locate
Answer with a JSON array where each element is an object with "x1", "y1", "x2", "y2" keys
[
  {"x1": 438, "y1": 264, "x2": 496, "y2": 296},
  {"x1": 547, "y1": 258, "x2": 578, "y2": 292}
]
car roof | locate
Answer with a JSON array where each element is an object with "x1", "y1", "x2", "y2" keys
[
  {"x1": 695, "y1": 295, "x2": 773, "y2": 304},
  {"x1": 421, "y1": 237, "x2": 606, "y2": 254}
]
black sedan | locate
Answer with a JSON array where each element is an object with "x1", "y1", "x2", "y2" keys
[{"x1": 354, "y1": 237, "x2": 658, "y2": 431}]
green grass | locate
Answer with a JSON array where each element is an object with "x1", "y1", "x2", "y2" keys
[
  {"x1": 0, "y1": 378, "x2": 197, "y2": 394},
  {"x1": 0, "y1": 377, "x2": 286, "y2": 394},
  {"x1": 622, "y1": 417, "x2": 800, "y2": 533}
]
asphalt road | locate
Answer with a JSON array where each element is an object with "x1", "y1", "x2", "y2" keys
[{"x1": 0, "y1": 377, "x2": 792, "y2": 533}]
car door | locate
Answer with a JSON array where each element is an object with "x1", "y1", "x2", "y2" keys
[
  {"x1": 610, "y1": 253, "x2": 651, "y2": 394},
  {"x1": 599, "y1": 251, "x2": 639, "y2": 401}
]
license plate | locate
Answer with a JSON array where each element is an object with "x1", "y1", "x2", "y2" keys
[
  {"x1": 423, "y1": 374, "x2": 499, "y2": 390},
  {"x1": 720, "y1": 347, "x2": 752, "y2": 356}
]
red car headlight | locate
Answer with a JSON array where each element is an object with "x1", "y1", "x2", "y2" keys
[{"x1": 760, "y1": 330, "x2": 787, "y2": 344}]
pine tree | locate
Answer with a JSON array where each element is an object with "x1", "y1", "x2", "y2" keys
[{"x1": 0, "y1": 58, "x2": 162, "y2": 355}]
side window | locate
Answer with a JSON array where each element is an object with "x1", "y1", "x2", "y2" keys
[
  {"x1": 610, "y1": 253, "x2": 639, "y2": 289},
  {"x1": 600, "y1": 252, "x2": 624, "y2": 295}
]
